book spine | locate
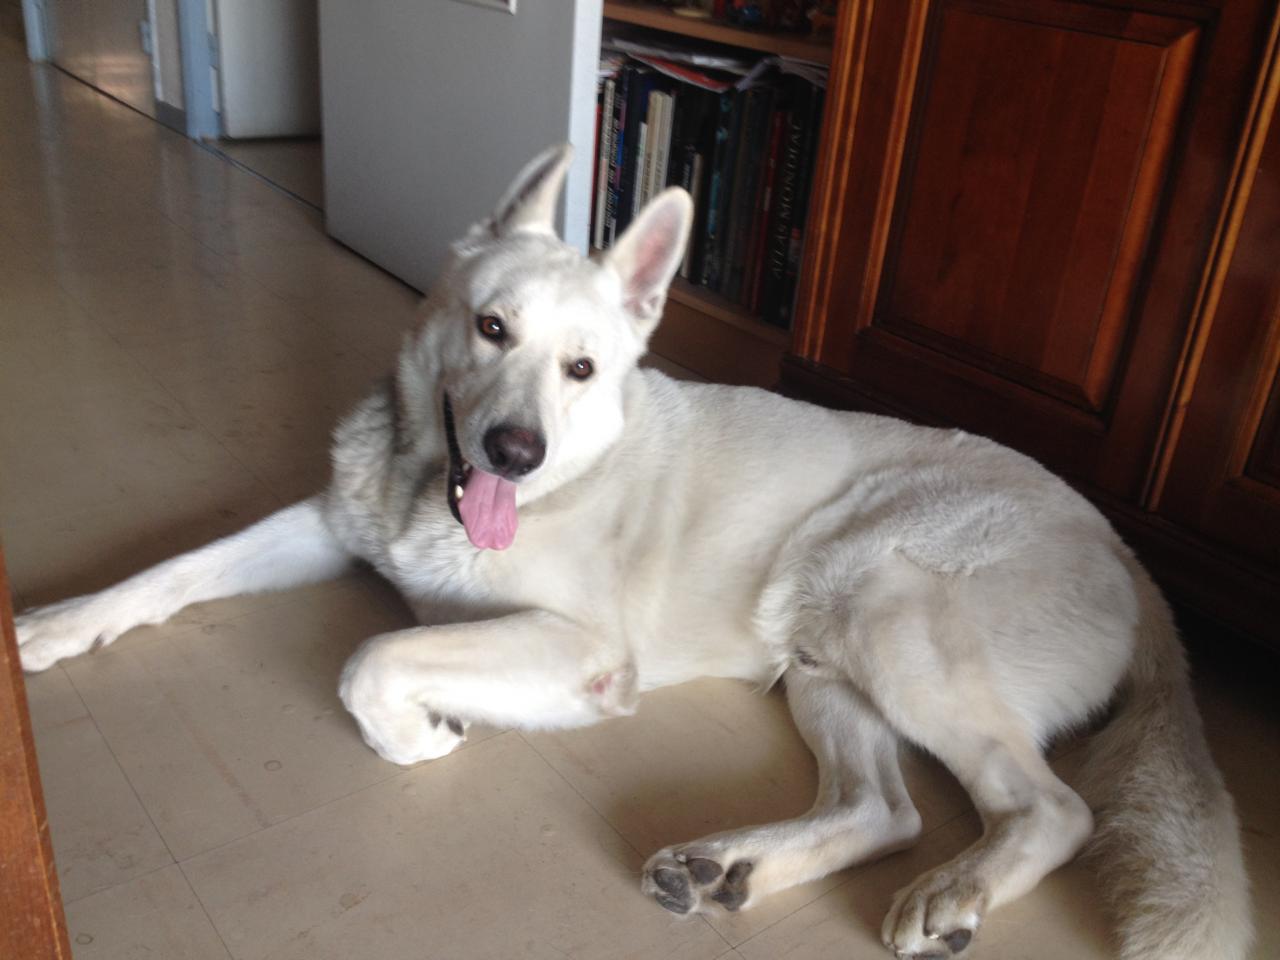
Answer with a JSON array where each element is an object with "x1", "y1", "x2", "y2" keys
[
  {"x1": 632, "y1": 118, "x2": 649, "y2": 217},
  {"x1": 640, "y1": 88, "x2": 662, "y2": 211},
  {"x1": 606, "y1": 67, "x2": 631, "y2": 247},
  {"x1": 778, "y1": 86, "x2": 825, "y2": 328},
  {"x1": 687, "y1": 90, "x2": 716, "y2": 283},
  {"x1": 747, "y1": 104, "x2": 785, "y2": 313},
  {"x1": 700, "y1": 92, "x2": 734, "y2": 288},
  {"x1": 593, "y1": 78, "x2": 616, "y2": 250},
  {"x1": 618, "y1": 68, "x2": 651, "y2": 232},
  {"x1": 761, "y1": 81, "x2": 806, "y2": 325},
  {"x1": 747, "y1": 106, "x2": 783, "y2": 313},
  {"x1": 703, "y1": 90, "x2": 742, "y2": 291},
  {"x1": 724, "y1": 87, "x2": 769, "y2": 303},
  {"x1": 654, "y1": 90, "x2": 674, "y2": 200},
  {"x1": 680, "y1": 149, "x2": 701, "y2": 279}
]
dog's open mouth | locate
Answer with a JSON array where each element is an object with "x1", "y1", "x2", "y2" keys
[{"x1": 443, "y1": 394, "x2": 519, "y2": 551}]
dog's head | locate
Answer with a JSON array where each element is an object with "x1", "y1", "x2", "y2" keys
[{"x1": 412, "y1": 144, "x2": 692, "y2": 550}]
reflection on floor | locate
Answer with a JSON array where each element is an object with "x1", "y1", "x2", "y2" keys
[
  {"x1": 1, "y1": 26, "x2": 1276, "y2": 960},
  {"x1": 215, "y1": 137, "x2": 324, "y2": 208}
]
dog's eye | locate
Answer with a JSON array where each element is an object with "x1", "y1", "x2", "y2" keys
[
  {"x1": 567, "y1": 358, "x2": 594, "y2": 381},
  {"x1": 476, "y1": 314, "x2": 506, "y2": 342}
]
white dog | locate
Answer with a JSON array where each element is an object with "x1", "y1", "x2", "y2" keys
[{"x1": 16, "y1": 146, "x2": 1251, "y2": 959}]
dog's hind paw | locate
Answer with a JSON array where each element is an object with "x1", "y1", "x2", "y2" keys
[
  {"x1": 882, "y1": 868, "x2": 984, "y2": 958},
  {"x1": 641, "y1": 847, "x2": 754, "y2": 916}
]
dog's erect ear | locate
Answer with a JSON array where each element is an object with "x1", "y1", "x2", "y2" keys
[
  {"x1": 488, "y1": 144, "x2": 574, "y2": 239},
  {"x1": 601, "y1": 187, "x2": 694, "y2": 336}
]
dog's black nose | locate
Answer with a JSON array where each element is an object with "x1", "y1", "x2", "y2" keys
[{"x1": 483, "y1": 425, "x2": 546, "y2": 478}]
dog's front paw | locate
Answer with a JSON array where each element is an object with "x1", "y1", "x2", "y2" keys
[
  {"x1": 338, "y1": 644, "x2": 466, "y2": 766},
  {"x1": 351, "y1": 704, "x2": 465, "y2": 766},
  {"x1": 15, "y1": 597, "x2": 119, "y2": 672}
]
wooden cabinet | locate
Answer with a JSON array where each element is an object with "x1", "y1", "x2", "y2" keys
[
  {"x1": 1148, "y1": 85, "x2": 1280, "y2": 632},
  {"x1": 783, "y1": 0, "x2": 1280, "y2": 646},
  {"x1": 0, "y1": 550, "x2": 73, "y2": 959}
]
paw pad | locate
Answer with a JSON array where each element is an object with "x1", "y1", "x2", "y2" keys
[
  {"x1": 941, "y1": 929, "x2": 972, "y2": 953},
  {"x1": 642, "y1": 850, "x2": 754, "y2": 916}
]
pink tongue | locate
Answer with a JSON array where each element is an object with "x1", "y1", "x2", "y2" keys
[{"x1": 458, "y1": 468, "x2": 518, "y2": 550}]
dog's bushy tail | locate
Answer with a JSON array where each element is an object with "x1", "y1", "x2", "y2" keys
[{"x1": 1078, "y1": 557, "x2": 1252, "y2": 960}]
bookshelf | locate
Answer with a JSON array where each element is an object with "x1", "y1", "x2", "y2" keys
[
  {"x1": 602, "y1": 1, "x2": 833, "y2": 66},
  {"x1": 599, "y1": 2, "x2": 833, "y2": 387}
]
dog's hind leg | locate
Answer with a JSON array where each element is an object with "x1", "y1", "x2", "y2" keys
[
  {"x1": 641, "y1": 670, "x2": 922, "y2": 916},
  {"x1": 872, "y1": 671, "x2": 1094, "y2": 959},
  {"x1": 16, "y1": 498, "x2": 351, "y2": 671}
]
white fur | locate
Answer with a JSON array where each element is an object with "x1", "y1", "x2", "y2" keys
[{"x1": 16, "y1": 144, "x2": 1251, "y2": 959}]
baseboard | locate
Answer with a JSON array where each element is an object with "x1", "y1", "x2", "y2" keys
[{"x1": 156, "y1": 101, "x2": 187, "y2": 135}]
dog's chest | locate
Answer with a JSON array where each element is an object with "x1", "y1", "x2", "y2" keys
[{"x1": 367, "y1": 485, "x2": 607, "y2": 622}]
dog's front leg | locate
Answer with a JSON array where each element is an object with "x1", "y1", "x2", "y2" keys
[{"x1": 338, "y1": 610, "x2": 635, "y2": 766}]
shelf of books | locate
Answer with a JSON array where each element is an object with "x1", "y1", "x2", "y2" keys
[
  {"x1": 594, "y1": 5, "x2": 831, "y2": 386},
  {"x1": 601, "y1": 1, "x2": 833, "y2": 65}
]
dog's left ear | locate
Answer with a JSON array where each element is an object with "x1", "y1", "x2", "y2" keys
[
  {"x1": 601, "y1": 187, "x2": 694, "y2": 337},
  {"x1": 487, "y1": 143, "x2": 574, "y2": 239}
]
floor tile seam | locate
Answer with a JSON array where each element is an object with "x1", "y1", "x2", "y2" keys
[
  {"x1": 515, "y1": 730, "x2": 735, "y2": 951},
  {"x1": 26, "y1": 663, "x2": 91, "y2": 730},
  {"x1": 60, "y1": 664, "x2": 181, "y2": 866},
  {"x1": 166, "y1": 730, "x2": 515, "y2": 872},
  {"x1": 60, "y1": 857, "x2": 176, "y2": 908},
  {"x1": 174, "y1": 859, "x2": 240, "y2": 960},
  {"x1": 197, "y1": 140, "x2": 323, "y2": 214}
]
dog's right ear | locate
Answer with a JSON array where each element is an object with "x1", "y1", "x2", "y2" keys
[
  {"x1": 482, "y1": 144, "x2": 574, "y2": 240},
  {"x1": 600, "y1": 187, "x2": 694, "y2": 338}
]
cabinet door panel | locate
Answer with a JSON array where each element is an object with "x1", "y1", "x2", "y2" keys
[
  {"x1": 1157, "y1": 87, "x2": 1280, "y2": 568},
  {"x1": 883, "y1": 3, "x2": 1194, "y2": 411},
  {"x1": 795, "y1": 0, "x2": 1277, "y2": 498}
]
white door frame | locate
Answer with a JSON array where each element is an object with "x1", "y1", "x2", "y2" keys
[
  {"x1": 20, "y1": 0, "x2": 48, "y2": 61},
  {"x1": 175, "y1": 0, "x2": 220, "y2": 138}
]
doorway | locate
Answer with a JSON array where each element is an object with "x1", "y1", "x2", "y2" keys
[{"x1": 207, "y1": 0, "x2": 323, "y2": 208}]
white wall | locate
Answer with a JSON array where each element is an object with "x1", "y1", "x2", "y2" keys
[
  {"x1": 153, "y1": 0, "x2": 182, "y2": 110},
  {"x1": 44, "y1": 0, "x2": 156, "y2": 117},
  {"x1": 214, "y1": 0, "x2": 320, "y2": 138},
  {"x1": 319, "y1": 0, "x2": 601, "y2": 292}
]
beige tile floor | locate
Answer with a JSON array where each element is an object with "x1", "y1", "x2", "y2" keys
[
  {"x1": 214, "y1": 139, "x2": 324, "y2": 210},
  {"x1": 1, "y1": 30, "x2": 1276, "y2": 960}
]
